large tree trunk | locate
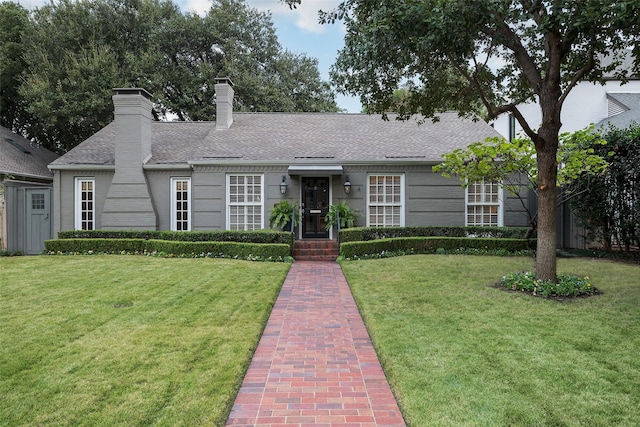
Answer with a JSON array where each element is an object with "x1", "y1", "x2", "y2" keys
[
  {"x1": 534, "y1": 66, "x2": 563, "y2": 282},
  {"x1": 535, "y1": 144, "x2": 558, "y2": 282}
]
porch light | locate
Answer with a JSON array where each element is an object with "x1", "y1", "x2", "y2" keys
[
  {"x1": 280, "y1": 176, "x2": 288, "y2": 194},
  {"x1": 343, "y1": 176, "x2": 351, "y2": 194}
]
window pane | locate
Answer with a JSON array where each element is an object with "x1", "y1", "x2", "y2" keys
[
  {"x1": 172, "y1": 178, "x2": 190, "y2": 231},
  {"x1": 466, "y1": 180, "x2": 501, "y2": 226},
  {"x1": 228, "y1": 175, "x2": 263, "y2": 230},
  {"x1": 368, "y1": 176, "x2": 402, "y2": 227},
  {"x1": 77, "y1": 179, "x2": 95, "y2": 231}
]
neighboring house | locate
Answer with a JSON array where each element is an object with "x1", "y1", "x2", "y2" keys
[
  {"x1": 492, "y1": 53, "x2": 640, "y2": 249},
  {"x1": 1, "y1": 126, "x2": 59, "y2": 253},
  {"x1": 48, "y1": 79, "x2": 529, "y2": 240},
  {"x1": 493, "y1": 52, "x2": 640, "y2": 138}
]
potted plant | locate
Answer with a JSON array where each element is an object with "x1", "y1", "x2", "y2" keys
[
  {"x1": 324, "y1": 201, "x2": 361, "y2": 231},
  {"x1": 269, "y1": 200, "x2": 300, "y2": 231}
]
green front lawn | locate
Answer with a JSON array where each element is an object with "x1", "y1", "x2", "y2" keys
[
  {"x1": 341, "y1": 255, "x2": 640, "y2": 426},
  {"x1": 0, "y1": 256, "x2": 289, "y2": 426}
]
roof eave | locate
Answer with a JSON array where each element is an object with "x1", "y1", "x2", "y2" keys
[
  {"x1": 188, "y1": 159, "x2": 441, "y2": 167},
  {"x1": 48, "y1": 164, "x2": 115, "y2": 171},
  {"x1": 1, "y1": 170, "x2": 54, "y2": 181}
]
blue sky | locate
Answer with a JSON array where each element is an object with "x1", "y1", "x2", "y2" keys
[
  {"x1": 238, "y1": 0, "x2": 362, "y2": 113},
  {"x1": 17, "y1": 0, "x2": 362, "y2": 112}
]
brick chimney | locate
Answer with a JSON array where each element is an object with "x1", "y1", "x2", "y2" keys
[
  {"x1": 101, "y1": 88, "x2": 157, "y2": 230},
  {"x1": 215, "y1": 77, "x2": 234, "y2": 130}
]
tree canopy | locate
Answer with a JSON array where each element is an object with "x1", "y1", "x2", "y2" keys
[
  {"x1": 1, "y1": 0, "x2": 339, "y2": 153},
  {"x1": 285, "y1": 0, "x2": 640, "y2": 281},
  {"x1": 0, "y1": 1, "x2": 31, "y2": 133},
  {"x1": 434, "y1": 125, "x2": 609, "y2": 236}
]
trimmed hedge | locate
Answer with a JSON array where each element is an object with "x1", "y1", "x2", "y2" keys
[
  {"x1": 57, "y1": 229, "x2": 294, "y2": 246},
  {"x1": 339, "y1": 226, "x2": 532, "y2": 242},
  {"x1": 340, "y1": 236, "x2": 536, "y2": 258},
  {"x1": 45, "y1": 238, "x2": 291, "y2": 260}
]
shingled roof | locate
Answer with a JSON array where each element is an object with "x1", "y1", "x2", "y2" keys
[
  {"x1": 50, "y1": 112, "x2": 500, "y2": 168},
  {"x1": 1, "y1": 126, "x2": 59, "y2": 180}
]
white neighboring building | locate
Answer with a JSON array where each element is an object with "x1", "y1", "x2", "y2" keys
[
  {"x1": 491, "y1": 57, "x2": 640, "y2": 249},
  {"x1": 493, "y1": 79, "x2": 640, "y2": 140}
]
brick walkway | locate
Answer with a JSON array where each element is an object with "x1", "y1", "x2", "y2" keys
[{"x1": 226, "y1": 261, "x2": 406, "y2": 427}]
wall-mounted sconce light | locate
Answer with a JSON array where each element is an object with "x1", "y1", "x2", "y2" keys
[
  {"x1": 280, "y1": 175, "x2": 288, "y2": 194},
  {"x1": 343, "y1": 175, "x2": 351, "y2": 194}
]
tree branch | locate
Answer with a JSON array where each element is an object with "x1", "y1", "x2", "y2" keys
[
  {"x1": 481, "y1": 11, "x2": 543, "y2": 95},
  {"x1": 511, "y1": 105, "x2": 538, "y2": 141},
  {"x1": 557, "y1": 49, "x2": 595, "y2": 108},
  {"x1": 519, "y1": 0, "x2": 546, "y2": 25}
]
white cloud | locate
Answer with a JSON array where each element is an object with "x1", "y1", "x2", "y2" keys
[
  {"x1": 180, "y1": 0, "x2": 211, "y2": 16},
  {"x1": 16, "y1": 0, "x2": 47, "y2": 10},
  {"x1": 247, "y1": 0, "x2": 341, "y2": 34},
  {"x1": 16, "y1": 0, "x2": 342, "y2": 33}
]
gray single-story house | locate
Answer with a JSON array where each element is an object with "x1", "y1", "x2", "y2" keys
[
  {"x1": 48, "y1": 78, "x2": 529, "y2": 239},
  {"x1": 1, "y1": 126, "x2": 59, "y2": 253}
]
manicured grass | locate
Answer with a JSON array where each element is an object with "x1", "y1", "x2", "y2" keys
[
  {"x1": 0, "y1": 255, "x2": 289, "y2": 426},
  {"x1": 341, "y1": 255, "x2": 640, "y2": 426}
]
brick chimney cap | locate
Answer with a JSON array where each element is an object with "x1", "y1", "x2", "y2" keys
[
  {"x1": 113, "y1": 88, "x2": 153, "y2": 99},
  {"x1": 214, "y1": 77, "x2": 234, "y2": 87}
]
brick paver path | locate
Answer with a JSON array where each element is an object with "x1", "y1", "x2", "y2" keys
[{"x1": 226, "y1": 261, "x2": 406, "y2": 427}]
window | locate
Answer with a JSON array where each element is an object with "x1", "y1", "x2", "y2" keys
[
  {"x1": 227, "y1": 174, "x2": 263, "y2": 231},
  {"x1": 171, "y1": 178, "x2": 191, "y2": 231},
  {"x1": 75, "y1": 178, "x2": 95, "y2": 230},
  {"x1": 466, "y1": 180, "x2": 503, "y2": 226},
  {"x1": 367, "y1": 174, "x2": 404, "y2": 227},
  {"x1": 31, "y1": 193, "x2": 45, "y2": 210}
]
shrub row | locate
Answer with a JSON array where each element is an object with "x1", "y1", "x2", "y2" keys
[
  {"x1": 45, "y1": 239, "x2": 291, "y2": 261},
  {"x1": 57, "y1": 229, "x2": 294, "y2": 246},
  {"x1": 339, "y1": 226, "x2": 532, "y2": 242},
  {"x1": 340, "y1": 236, "x2": 536, "y2": 258}
]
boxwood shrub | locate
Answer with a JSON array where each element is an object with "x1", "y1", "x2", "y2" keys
[
  {"x1": 340, "y1": 236, "x2": 536, "y2": 259},
  {"x1": 46, "y1": 238, "x2": 148, "y2": 254},
  {"x1": 45, "y1": 238, "x2": 291, "y2": 261},
  {"x1": 339, "y1": 226, "x2": 533, "y2": 243},
  {"x1": 57, "y1": 229, "x2": 294, "y2": 245}
]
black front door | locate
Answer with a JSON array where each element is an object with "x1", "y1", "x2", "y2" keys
[{"x1": 302, "y1": 177, "x2": 330, "y2": 238}]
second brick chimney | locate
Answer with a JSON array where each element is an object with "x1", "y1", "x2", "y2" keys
[{"x1": 215, "y1": 77, "x2": 234, "y2": 130}]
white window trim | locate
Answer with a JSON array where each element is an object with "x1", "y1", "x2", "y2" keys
[
  {"x1": 74, "y1": 177, "x2": 95, "y2": 231},
  {"x1": 170, "y1": 177, "x2": 191, "y2": 231},
  {"x1": 366, "y1": 174, "x2": 405, "y2": 227},
  {"x1": 465, "y1": 179, "x2": 504, "y2": 226},
  {"x1": 226, "y1": 173, "x2": 265, "y2": 231}
]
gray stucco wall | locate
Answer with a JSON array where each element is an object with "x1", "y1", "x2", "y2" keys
[
  {"x1": 504, "y1": 190, "x2": 531, "y2": 227},
  {"x1": 53, "y1": 163, "x2": 529, "y2": 235},
  {"x1": 147, "y1": 169, "x2": 191, "y2": 231},
  {"x1": 191, "y1": 165, "x2": 302, "y2": 231},
  {"x1": 334, "y1": 165, "x2": 528, "y2": 228},
  {"x1": 53, "y1": 170, "x2": 114, "y2": 236}
]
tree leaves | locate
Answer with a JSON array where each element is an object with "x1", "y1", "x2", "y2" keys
[
  {"x1": 569, "y1": 124, "x2": 640, "y2": 251},
  {"x1": 434, "y1": 124, "x2": 609, "y2": 230},
  {"x1": 2, "y1": 0, "x2": 339, "y2": 153}
]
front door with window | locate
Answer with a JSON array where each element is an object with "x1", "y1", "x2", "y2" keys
[{"x1": 301, "y1": 177, "x2": 329, "y2": 238}]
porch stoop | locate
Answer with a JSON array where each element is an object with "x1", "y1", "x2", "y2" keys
[{"x1": 293, "y1": 239, "x2": 340, "y2": 261}]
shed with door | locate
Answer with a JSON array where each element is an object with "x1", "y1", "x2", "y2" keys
[{"x1": 1, "y1": 126, "x2": 59, "y2": 254}]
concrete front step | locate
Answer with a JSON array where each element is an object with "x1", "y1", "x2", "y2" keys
[{"x1": 293, "y1": 239, "x2": 339, "y2": 261}]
